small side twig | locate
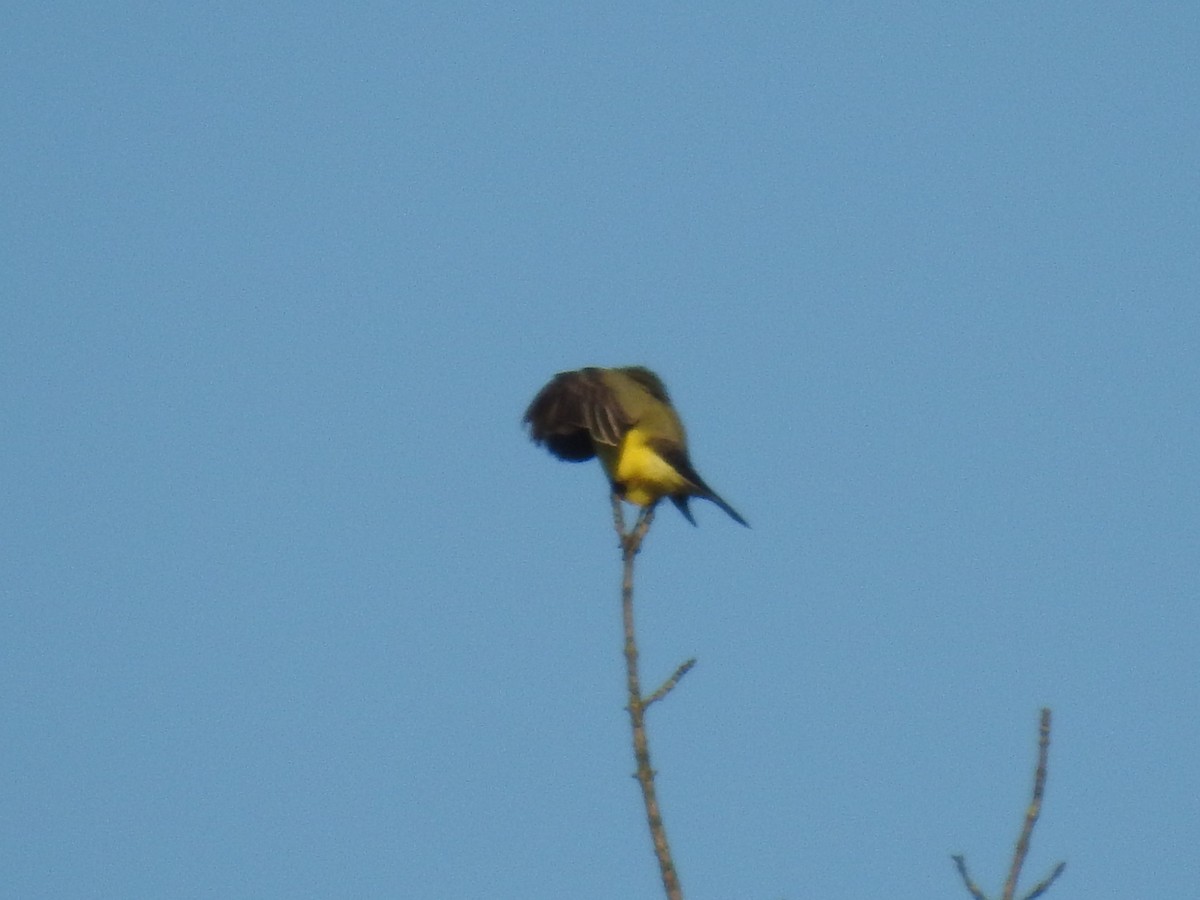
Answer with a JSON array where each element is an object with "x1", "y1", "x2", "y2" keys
[
  {"x1": 951, "y1": 855, "x2": 988, "y2": 900},
  {"x1": 613, "y1": 494, "x2": 684, "y2": 900},
  {"x1": 645, "y1": 658, "x2": 697, "y2": 708},
  {"x1": 1021, "y1": 862, "x2": 1067, "y2": 900},
  {"x1": 953, "y1": 708, "x2": 1066, "y2": 900},
  {"x1": 1002, "y1": 708, "x2": 1055, "y2": 900}
]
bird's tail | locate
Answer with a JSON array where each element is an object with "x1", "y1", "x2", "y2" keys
[
  {"x1": 670, "y1": 492, "x2": 749, "y2": 527},
  {"x1": 670, "y1": 495, "x2": 698, "y2": 526},
  {"x1": 706, "y1": 491, "x2": 749, "y2": 527}
]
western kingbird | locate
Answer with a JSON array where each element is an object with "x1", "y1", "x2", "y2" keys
[{"x1": 523, "y1": 366, "x2": 748, "y2": 526}]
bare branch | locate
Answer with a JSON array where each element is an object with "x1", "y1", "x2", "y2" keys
[
  {"x1": 1021, "y1": 862, "x2": 1067, "y2": 900},
  {"x1": 645, "y1": 658, "x2": 697, "y2": 708},
  {"x1": 951, "y1": 855, "x2": 990, "y2": 900},
  {"x1": 611, "y1": 491, "x2": 627, "y2": 538},
  {"x1": 1002, "y1": 708, "x2": 1053, "y2": 900},
  {"x1": 954, "y1": 709, "x2": 1065, "y2": 900},
  {"x1": 614, "y1": 500, "x2": 682, "y2": 900}
]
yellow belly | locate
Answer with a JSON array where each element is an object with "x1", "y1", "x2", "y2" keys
[{"x1": 598, "y1": 429, "x2": 688, "y2": 507}]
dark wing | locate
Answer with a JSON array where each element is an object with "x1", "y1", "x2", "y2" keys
[{"x1": 523, "y1": 368, "x2": 631, "y2": 462}]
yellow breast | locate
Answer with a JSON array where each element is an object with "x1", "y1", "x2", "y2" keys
[{"x1": 598, "y1": 428, "x2": 688, "y2": 507}]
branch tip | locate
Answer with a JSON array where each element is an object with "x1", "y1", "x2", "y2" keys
[
  {"x1": 645, "y1": 658, "x2": 697, "y2": 707},
  {"x1": 956, "y1": 710, "x2": 1064, "y2": 900},
  {"x1": 952, "y1": 854, "x2": 990, "y2": 900}
]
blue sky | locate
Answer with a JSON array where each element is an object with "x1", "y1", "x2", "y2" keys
[{"x1": 4, "y1": 3, "x2": 1198, "y2": 898}]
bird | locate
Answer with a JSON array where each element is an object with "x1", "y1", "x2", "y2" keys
[{"x1": 523, "y1": 366, "x2": 748, "y2": 526}]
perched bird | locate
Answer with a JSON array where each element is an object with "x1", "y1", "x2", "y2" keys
[{"x1": 523, "y1": 366, "x2": 748, "y2": 526}]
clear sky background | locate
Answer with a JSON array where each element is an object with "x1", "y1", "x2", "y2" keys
[{"x1": 4, "y1": 4, "x2": 1197, "y2": 899}]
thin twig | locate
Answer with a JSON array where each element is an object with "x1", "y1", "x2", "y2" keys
[
  {"x1": 612, "y1": 491, "x2": 628, "y2": 543},
  {"x1": 952, "y1": 854, "x2": 989, "y2": 900},
  {"x1": 613, "y1": 495, "x2": 683, "y2": 900},
  {"x1": 645, "y1": 659, "x2": 697, "y2": 708},
  {"x1": 1021, "y1": 862, "x2": 1067, "y2": 900},
  {"x1": 953, "y1": 709, "x2": 1065, "y2": 900},
  {"x1": 1002, "y1": 708, "x2": 1052, "y2": 900}
]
